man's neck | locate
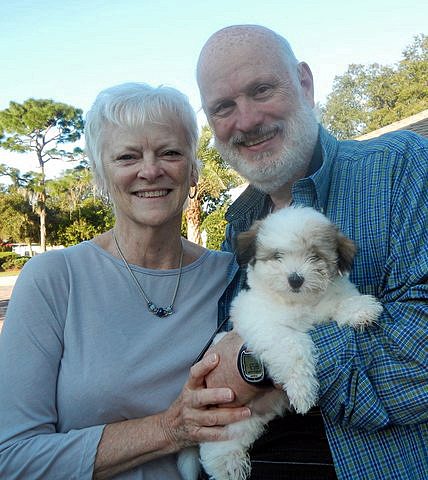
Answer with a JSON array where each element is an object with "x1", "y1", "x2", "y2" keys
[
  {"x1": 268, "y1": 170, "x2": 303, "y2": 211},
  {"x1": 269, "y1": 189, "x2": 292, "y2": 211}
]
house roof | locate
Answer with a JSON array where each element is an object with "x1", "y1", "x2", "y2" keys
[{"x1": 356, "y1": 109, "x2": 428, "y2": 140}]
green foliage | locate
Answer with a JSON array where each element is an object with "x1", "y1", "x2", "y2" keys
[
  {"x1": 0, "y1": 252, "x2": 29, "y2": 271},
  {"x1": 0, "y1": 161, "x2": 114, "y2": 247},
  {"x1": 180, "y1": 213, "x2": 188, "y2": 237},
  {"x1": 58, "y1": 219, "x2": 100, "y2": 246},
  {"x1": 197, "y1": 125, "x2": 244, "y2": 210},
  {"x1": 322, "y1": 34, "x2": 428, "y2": 139},
  {"x1": 0, "y1": 98, "x2": 84, "y2": 250},
  {"x1": 0, "y1": 189, "x2": 39, "y2": 243},
  {"x1": 0, "y1": 99, "x2": 83, "y2": 154},
  {"x1": 0, "y1": 252, "x2": 17, "y2": 260},
  {"x1": 185, "y1": 126, "x2": 244, "y2": 243},
  {"x1": 56, "y1": 197, "x2": 114, "y2": 246},
  {"x1": 47, "y1": 164, "x2": 95, "y2": 214},
  {"x1": 201, "y1": 204, "x2": 229, "y2": 250},
  {"x1": 1, "y1": 255, "x2": 29, "y2": 271},
  {"x1": 0, "y1": 163, "x2": 26, "y2": 188},
  {"x1": 0, "y1": 252, "x2": 17, "y2": 270}
]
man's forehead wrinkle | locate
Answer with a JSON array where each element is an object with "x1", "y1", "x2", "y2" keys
[
  {"x1": 202, "y1": 28, "x2": 278, "y2": 58},
  {"x1": 198, "y1": 25, "x2": 300, "y2": 80},
  {"x1": 198, "y1": 30, "x2": 280, "y2": 86}
]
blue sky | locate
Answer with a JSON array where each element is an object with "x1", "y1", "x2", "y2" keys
[{"x1": 1, "y1": 0, "x2": 427, "y2": 177}]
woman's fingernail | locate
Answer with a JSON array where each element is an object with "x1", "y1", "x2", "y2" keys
[
  {"x1": 208, "y1": 353, "x2": 217, "y2": 363},
  {"x1": 242, "y1": 408, "x2": 251, "y2": 417},
  {"x1": 225, "y1": 389, "x2": 234, "y2": 401}
]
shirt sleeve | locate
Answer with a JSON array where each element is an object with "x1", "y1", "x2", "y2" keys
[
  {"x1": 0, "y1": 252, "x2": 105, "y2": 479},
  {"x1": 311, "y1": 135, "x2": 428, "y2": 432}
]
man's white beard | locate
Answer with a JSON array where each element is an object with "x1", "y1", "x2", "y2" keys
[{"x1": 214, "y1": 102, "x2": 319, "y2": 194}]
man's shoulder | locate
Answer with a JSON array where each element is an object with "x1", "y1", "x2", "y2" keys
[
  {"x1": 225, "y1": 185, "x2": 271, "y2": 235},
  {"x1": 336, "y1": 130, "x2": 427, "y2": 158},
  {"x1": 225, "y1": 185, "x2": 266, "y2": 219}
]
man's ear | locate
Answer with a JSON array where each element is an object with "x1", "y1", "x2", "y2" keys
[
  {"x1": 298, "y1": 62, "x2": 315, "y2": 108},
  {"x1": 235, "y1": 221, "x2": 261, "y2": 266}
]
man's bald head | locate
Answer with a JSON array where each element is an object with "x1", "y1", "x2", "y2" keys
[{"x1": 197, "y1": 25, "x2": 299, "y2": 96}]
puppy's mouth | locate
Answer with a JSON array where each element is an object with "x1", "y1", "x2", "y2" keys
[{"x1": 133, "y1": 189, "x2": 170, "y2": 198}]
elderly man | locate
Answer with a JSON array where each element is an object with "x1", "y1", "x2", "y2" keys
[{"x1": 197, "y1": 25, "x2": 428, "y2": 480}]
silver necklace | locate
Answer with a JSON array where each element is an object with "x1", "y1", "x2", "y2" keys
[{"x1": 112, "y1": 230, "x2": 184, "y2": 318}]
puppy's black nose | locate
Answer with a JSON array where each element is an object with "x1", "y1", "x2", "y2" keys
[{"x1": 288, "y1": 273, "x2": 304, "y2": 289}]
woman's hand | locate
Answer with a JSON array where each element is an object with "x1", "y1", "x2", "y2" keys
[
  {"x1": 161, "y1": 353, "x2": 252, "y2": 450},
  {"x1": 93, "y1": 353, "x2": 251, "y2": 479}
]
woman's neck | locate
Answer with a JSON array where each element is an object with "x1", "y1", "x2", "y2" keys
[{"x1": 112, "y1": 227, "x2": 183, "y2": 270}]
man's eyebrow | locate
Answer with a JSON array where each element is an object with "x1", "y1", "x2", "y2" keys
[{"x1": 246, "y1": 77, "x2": 277, "y2": 91}]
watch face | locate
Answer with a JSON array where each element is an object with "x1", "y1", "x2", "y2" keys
[{"x1": 241, "y1": 350, "x2": 265, "y2": 382}]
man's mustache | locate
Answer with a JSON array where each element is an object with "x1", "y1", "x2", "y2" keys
[{"x1": 229, "y1": 124, "x2": 283, "y2": 146}]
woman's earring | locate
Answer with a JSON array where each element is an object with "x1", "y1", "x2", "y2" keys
[{"x1": 188, "y1": 185, "x2": 198, "y2": 199}]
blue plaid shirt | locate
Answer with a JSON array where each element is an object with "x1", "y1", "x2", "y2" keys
[{"x1": 219, "y1": 126, "x2": 428, "y2": 479}]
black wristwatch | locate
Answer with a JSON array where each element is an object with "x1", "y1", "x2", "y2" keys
[{"x1": 237, "y1": 344, "x2": 273, "y2": 388}]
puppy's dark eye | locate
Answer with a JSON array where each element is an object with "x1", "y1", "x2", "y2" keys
[
  {"x1": 307, "y1": 254, "x2": 320, "y2": 262},
  {"x1": 273, "y1": 252, "x2": 282, "y2": 260}
]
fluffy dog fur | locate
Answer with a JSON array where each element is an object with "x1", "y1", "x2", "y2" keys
[{"x1": 178, "y1": 206, "x2": 382, "y2": 480}]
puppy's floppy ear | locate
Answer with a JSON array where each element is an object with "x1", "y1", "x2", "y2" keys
[
  {"x1": 235, "y1": 221, "x2": 261, "y2": 267},
  {"x1": 336, "y1": 228, "x2": 357, "y2": 273}
]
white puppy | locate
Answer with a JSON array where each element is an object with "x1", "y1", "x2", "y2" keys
[{"x1": 179, "y1": 206, "x2": 382, "y2": 480}]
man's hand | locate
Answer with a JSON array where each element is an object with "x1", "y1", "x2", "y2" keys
[{"x1": 204, "y1": 331, "x2": 268, "y2": 407}]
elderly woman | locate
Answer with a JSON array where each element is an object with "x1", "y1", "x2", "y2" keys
[{"x1": 0, "y1": 83, "x2": 249, "y2": 479}]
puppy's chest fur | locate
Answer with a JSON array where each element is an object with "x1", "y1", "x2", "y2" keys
[{"x1": 231, "y1": 277, "x2": 348, "y2": 342}]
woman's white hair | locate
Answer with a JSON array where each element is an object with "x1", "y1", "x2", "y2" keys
[{"x1": 85, "y1": 82, "x2": 200, "y2": 195}]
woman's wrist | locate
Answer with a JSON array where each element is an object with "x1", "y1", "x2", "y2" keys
[
  {"x1": 93, "y1": 413, "x2": 181, "y2": 478},
  {"x1": 158, "y1": 407, "x2": 185, "y2": 453}
]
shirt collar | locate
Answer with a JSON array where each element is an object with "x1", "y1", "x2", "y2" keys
[
  {"x1": 309, "y1": 126, "x2": 339, "y2": 211},
  {"x1": 306, "y1": 131, "x2": 323, "y2": 176}
]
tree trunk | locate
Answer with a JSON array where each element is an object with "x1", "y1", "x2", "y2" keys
[
  {"x1": 25, "y1": 238, "x2": 34, "y2": 257},
  {"x1": 185, "y1": 197, "x2": 202, "y2": 245},
  {"x1": 38, "y1": 156, "x2": 47, "y2": 252},
  {"x1": 40, "y1": 205, "x2": 46, "y2": 252}
]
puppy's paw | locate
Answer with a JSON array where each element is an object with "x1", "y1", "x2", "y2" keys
[
  {"x1": 202, "y1": 449, "x2": 251, "y2": 480},
  {"x1": 343, "y1": 295, "x2": 382, "y2": 330},
  {"x1": 285, "y1": 375, "x2": 318, "y2": 414}
]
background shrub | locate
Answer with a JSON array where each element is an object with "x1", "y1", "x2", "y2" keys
[
  {"x1": 0, "y1": 252, "x2": 29, "y2": 271},
  {"x1": 201, "y1": 204, "x2": 229, "y2": 250}
]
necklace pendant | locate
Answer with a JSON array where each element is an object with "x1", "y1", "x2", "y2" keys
[
  {"x1": 148, "y1": 302, "x2": 173, "y2": 318},
  {"x1": 157, "y1": 307, "x2": 173, "y2": 318},
  {"x1": 112, "y1": 230, "x2": 183, "y2": 319}
]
